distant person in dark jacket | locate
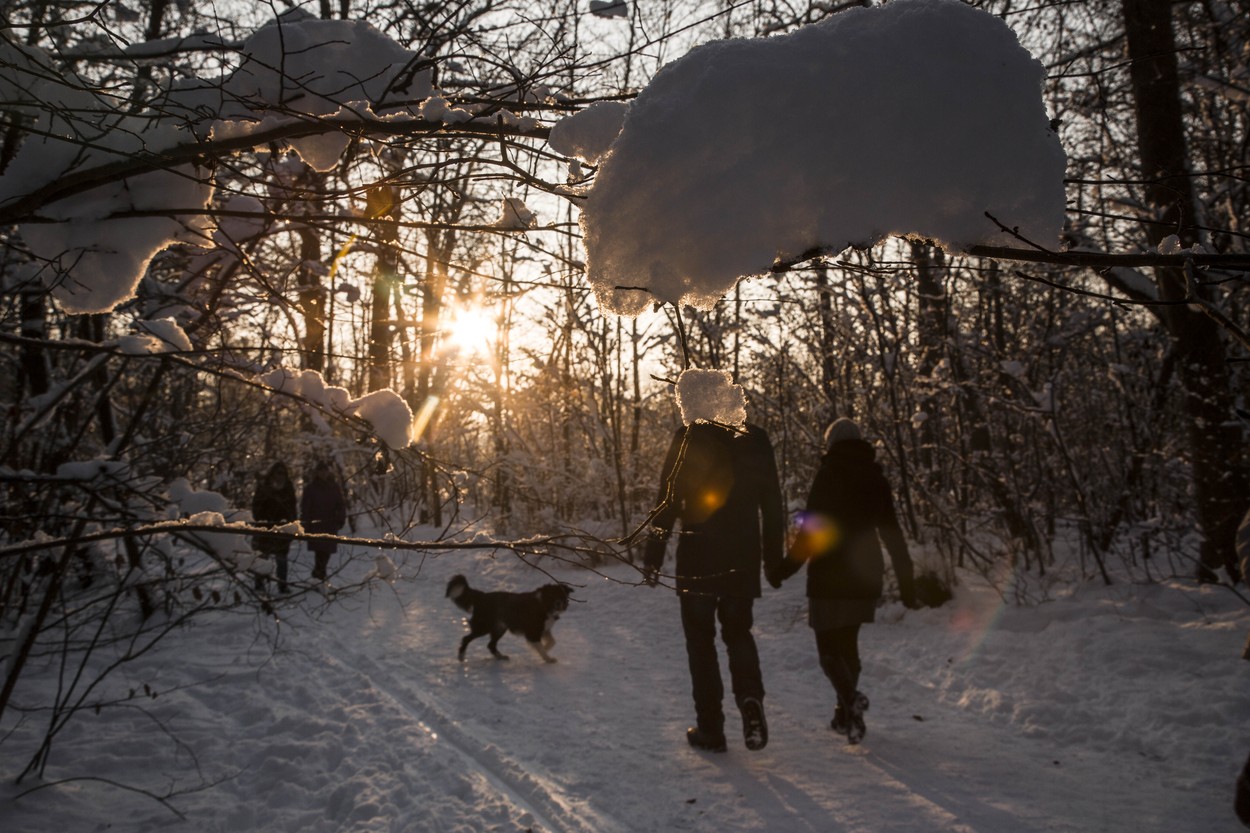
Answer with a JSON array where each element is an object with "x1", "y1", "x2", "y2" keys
[
  {"x1": 251, "y1": 462, "x2": 297, "y2": 593},
  {"x1": 774, "y1": 417, "x2": 915, "y2": 745},
  {"x1": 643, "y1": 421, "x2": 786, "y2": 753},
  {"x1": 301, "y1": 460, "x2": 347, "y2": 583}
]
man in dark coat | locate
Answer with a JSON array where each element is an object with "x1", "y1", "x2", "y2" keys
[
  {"x1": 251, "y1": 462, "x2": 297, "y2": 593},
  {"x1": 776, "y1": 417, "x2": 915, "y2": 745},
  {"x1": 300, "y1": 460, "x2": 347, "y2": 583},
  {"x1": 643, "y1": 421, "x2": 786, "y2": 753}
]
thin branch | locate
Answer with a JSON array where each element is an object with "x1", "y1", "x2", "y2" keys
[
  {"x1": 0, "y1": 113, "x2": 552, "y2": 226},
  {"x1": 0, "y1": 522, "x2": 615, "y2": 561},
  {"x1": 767, "y1": 242, "x2": 1250, "y2": 273}
]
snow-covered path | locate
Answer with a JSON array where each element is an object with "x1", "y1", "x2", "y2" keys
[{"x1": 2, "y1": 547, "x2": 1247, "y2": 832}]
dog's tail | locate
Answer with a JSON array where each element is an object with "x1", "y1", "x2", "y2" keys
[{"x1": 445, "y1": 574, "x2": 473, "y2": 611}]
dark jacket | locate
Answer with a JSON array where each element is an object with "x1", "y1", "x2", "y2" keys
[
  {"x1": 644, "y1": 422, "x2": 785, "y2": 597},
  {"x1": 301, "y1": 467, "x2": 347, "y2": 555},
  {"x1": 251, "y1": 463, "x2": 297, "y2": 556},
  {"x1": 789, "y1": 438, "x2": 914, "y2": 605}
]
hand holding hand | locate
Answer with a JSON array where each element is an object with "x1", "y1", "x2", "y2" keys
[{"x1": 764, "y1": 563, "x2": 784, "y2": 590}]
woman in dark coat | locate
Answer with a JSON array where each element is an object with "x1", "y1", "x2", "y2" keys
[
  {"x1": 251, "y1": 462, "x2": 297, "y2": 592},
  {"x1": 300, "y1": 460, "x2": 347, "y2": 582},
  {"x1": 776, "y1": 418, "x2": 915, "y2": 745}
]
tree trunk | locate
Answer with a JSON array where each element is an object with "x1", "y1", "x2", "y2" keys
[
  {"x1": 912, "y1": 241, "x2": 945, "y2": 471},
  {"x1": 1122, "y1": 0, "x2": 1247, "y2": 581},
  {"x1": 366, "y1": 185, "x2": 401, "y2": 392},
  {"x1": 813, "y1": 266, "x2": 840, "y2": 424},
  {"x1": 18, "y1": 286, "x2": 49, "y2": 397},
  {"x1": 296, "y1": 228, "x2": 327, "y2": 372}
]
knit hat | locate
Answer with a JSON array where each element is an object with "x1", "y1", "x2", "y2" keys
[{"x1": 824, "y1": 417, "x2": 861, "y2": 449}]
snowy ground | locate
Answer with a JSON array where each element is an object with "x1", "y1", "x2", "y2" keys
[{"x1": 2, "y1": 537, "x2": 1248, "y2": 833}]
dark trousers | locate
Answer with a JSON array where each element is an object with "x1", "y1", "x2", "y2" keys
[
  {"x1": 254, "y1": 545, "x2": 290, "y2": 591},
  {"x1": 815, "y1": 625, "x2": 861, "y2": 713},
  {"x1": 311, "y1": 548, "x2": 332, "y2": 580},
  {"x1": 679, "y1": 593, "x2": 764, "y2": 734}
]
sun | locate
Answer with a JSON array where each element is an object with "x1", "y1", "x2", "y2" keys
[{"x1": 446, "y1": 305, "x2": 497, "y2": 355}]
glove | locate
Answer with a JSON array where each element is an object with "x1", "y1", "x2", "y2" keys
[
  {"x1": 643, "y1": 531, "x2": 668, "y2": 587},
  {"x1": 773, "y1": 554, "x2": 804, "y2": 586},
  {"x1": 764, "y1": 562, "x2": 784, "y2": 590},
  {"x1": 642, "y1": 564, "x2": 660, "y2": 587}
]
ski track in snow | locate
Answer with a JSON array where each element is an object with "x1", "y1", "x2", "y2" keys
[{"x1": 320, "y1": 643, "x2": 629, "y2": 833}]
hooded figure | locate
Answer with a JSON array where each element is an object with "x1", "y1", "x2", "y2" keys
[
  {"x1": 300, "y1": 460, "x2": 347, "y2": 582},
  {"x1": 251, "y1": 462, "x2": 297, "y2": 592},
  {"x1": 644, "y1": 421, "x2": 786, "y2": 753},
  {"x1": 773, "y1": 417, "x2": 915, "y2": 746}
]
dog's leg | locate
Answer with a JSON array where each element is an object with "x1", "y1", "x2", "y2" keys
[
  {"x1": 541, "y1": 630, "x2": 556, "y2": 650},
  {"x1": 487, "y1": 625, "x2": 510, "y2": 660},
  {"x1": 458, "y1": 631, "x2": 481, "y2": 661},
  {"x1": 528, "y1": 639, "x2": 558, "y2": 663}
]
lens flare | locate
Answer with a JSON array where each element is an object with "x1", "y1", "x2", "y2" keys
[
  {"x1": 446, "y1": 305, "x2": 496, "y2": 355},
  {"x1": 791, "y1": 512, "x2": 841, "y2": 561}
]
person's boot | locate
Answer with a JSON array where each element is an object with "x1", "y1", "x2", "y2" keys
[
  {"x1": 846, "y1": 692, "x2": 868, "y2": 745},
  {"x1": 831, "y1": 704, "x2": 847, "y2": 735},
  {"x1": 831, "y1": 691, "x2": 868, "y2": 735},
  {"x1": 686, "y1": 726, "x2": 727, "y2": 752},
  {"x1": 740, "y1": 697, "x2": 768, "y2": 751}
]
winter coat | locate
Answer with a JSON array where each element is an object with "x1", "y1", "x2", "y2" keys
[
  {"x1": 643, "y1": 422, "x2": 785, "y2": 598},
  {"x1": 301, "y1": 469, "x2": 347, "y2": 555},
  {"x1": 251, "y1": 463, "x2": 297, "y2": 557},
  {"x1": 788, "y1": 438, "x2": 915, "y2": 610}
]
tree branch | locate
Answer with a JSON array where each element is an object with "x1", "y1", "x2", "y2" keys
[{"x1": 0, "y1": 113, "x2": 552, "y2": 226}]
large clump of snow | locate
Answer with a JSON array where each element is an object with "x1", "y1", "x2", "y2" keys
[
  {"x1": 169, "y1": 11, "x2": 434, "y2": 171},
  {"x1": 675, "y1": 369, "x2": 747, "y2": 427},
  {"x1": 261, "y1": 368, "x2": 414, "y2": 449},
  {"x1": 0, "y1": 12, "x2": 434, "y2": 315},
  {"x1": 549, "y1": 101, "x2": 631, "y2": 164},
  {"x1": 0, "y1": 39, "x2": 213, "y2": 314},
  {"x1": 581, "y1": 0, "x2": 1068, "y2": 315}
]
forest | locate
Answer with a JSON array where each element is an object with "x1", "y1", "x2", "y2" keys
[{"x1": 0, "y1": 0, "x2": 1248, "y2": 814}]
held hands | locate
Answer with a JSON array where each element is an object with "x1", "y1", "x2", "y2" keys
[
  {"x1": 764, "y1": 561, "x2": 784, "y2": 590},
  {"x1": 766, "y1": 554, "x2": 803, "y2": 589}
]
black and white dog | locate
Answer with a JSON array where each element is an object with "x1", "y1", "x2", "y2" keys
[{"x1": 445, "y1": 574, "x2": 571, "y2": 663}]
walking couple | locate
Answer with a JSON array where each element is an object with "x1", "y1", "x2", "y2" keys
[{"x1": 643, "y1": 417, "x2": 916, "y2": 752}]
